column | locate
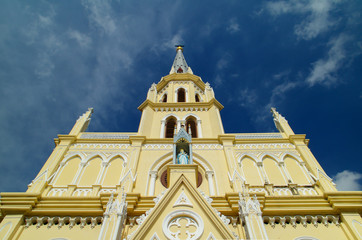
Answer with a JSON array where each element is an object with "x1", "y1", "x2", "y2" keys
[
  {"x1": 160, "y1": 120, "x2": 166, "y2": 138},
  {"x1": 256, "y1": 162, "x2": 268, "y2": 184},
  {"x1": 278, "y1": 162, "x2": 292, "y2": 183},
  {"x1": 197, "y1": 120, "x2": 202, "y2": 138},
  {"x1": 148, "y1": 171, "x2": 158, "y2": 196},
  {"x1": 206, "y1": 171, "x2": 215, "y2": 196}
]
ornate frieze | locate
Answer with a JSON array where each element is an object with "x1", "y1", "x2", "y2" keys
[
  {"x1": 263, "y1": 215, "x2": 340, "y2": 228},
  {"x1": 24, "y1": 216, "x2": 103, "y2": 229},
  {"x1": 143, "y1": 144, "x2": 173, "y2": 150},
  {"x1": 192, "y1": 144, "x2": 223, "y2": 150},
  {"x1": 235, "y1": 143, "x2": 295, "y2": 150}
]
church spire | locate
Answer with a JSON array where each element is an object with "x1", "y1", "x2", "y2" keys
[{"x1": 169, "y1": 45, "x2": 193, "y2": 74}]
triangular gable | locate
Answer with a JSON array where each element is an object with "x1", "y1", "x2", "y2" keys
[
  {"x1": 173, "y1": 191, "x2": 193, "y2": 208},
  {"x1": 174, "y1": 127, "x2": 192, "y2": 143},
  {"x1": 129, "y1": 175, "x2": 237, "y2": 239}
]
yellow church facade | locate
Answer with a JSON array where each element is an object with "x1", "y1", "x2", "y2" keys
[{"x1": 1, "y1": 47, "x2": 361, "y2": 240}]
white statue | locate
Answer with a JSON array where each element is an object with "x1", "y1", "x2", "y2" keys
[{"x1": 177, "y1": 149, "x2": 189, "y2": 164}]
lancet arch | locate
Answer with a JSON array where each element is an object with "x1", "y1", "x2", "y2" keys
[
  {"x1": 182, "y1": 113, "x2": 202, "y2": 138},
  {"x1": 262, "y1": 155, "x2": 288, "y2": 185},
  {"x1": 101, "y1": 156, "x2": 126, "y2": 186},
  {"x1": 283, "y1": 154, "x2": 311, "y2": 185},
  {"x1": 174, "y1": 86, "x2": 188, "y2": 102},
  {"x1": 239, "y1": 156, "x2": 264, "y2": 186},
  {"x1": 77, "y1": 156, "x2": 102, "y2": 186},
  {"x1": 259, "y1": 152, "x2": 281, "y2": 163},
  {"x1": 160, "y1": 92, "x2": 168, "y2": 103},
  {"x1": 237, "y1": 153, "x2": 259, "y2": 164},
  {"x1": 160, "y1": 114, "x2": 181, "y2": 138},
  {"x1": 60, "y1": 152, "x2": 86, "y2": 164},
  {"x1": 53, "y1": 155, "x2": 82, "y2": 186}
]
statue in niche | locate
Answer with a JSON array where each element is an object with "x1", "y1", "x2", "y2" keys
[{"x1": 177, "y1": 149, "x2": 189, "y2": 164}]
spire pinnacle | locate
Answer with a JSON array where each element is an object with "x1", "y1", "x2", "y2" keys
[{"x1": 169, "y1": 45, "x2": 193, "y2": 74}]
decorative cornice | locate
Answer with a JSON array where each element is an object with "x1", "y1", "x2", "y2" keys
[
  {"x1": 137, "y1": 99, "x2": 224, "y2": 111},
  {"x1": 234, "y1": 143, "x2": 295, "y2": 150},
  {"x1": 263, "y1": 215, "x2": 339, "y2": 228},
  {"x1": 157, "y1": 73, "x2": 205, "y2": 92},
  {"x1": 25, "y1": 216, "x2": 103, "y2": 229}
]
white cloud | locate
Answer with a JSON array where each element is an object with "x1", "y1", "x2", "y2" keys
[
  {"x1": 334, "y1": 170, "x2": 362, "y2": 191},
  {"x1": 68, "y1": 30, "x2": 92, "y2": 49},
  {"x1": 214, "y1": 74, "x2": 223, "y2": 86},
  {"x1": 306, "y1": 34, "x2": 348, "y2": 86},
  {"x1": 81, "y1": 0, "x2": 117, "y2": 35},
  {"x1": 239, "y1": 88, "x2": 257, "y2": 107},
  {"x1": 265, "y1": 0, "x2": 340, "y2": 40},
  {"x1": 227, "y1": 18, "x2": 240, "y2": 33}
]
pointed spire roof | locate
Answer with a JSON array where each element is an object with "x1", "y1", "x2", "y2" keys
[{"x1": 169, "y1": 45, "x2": 193, "y2": 74}]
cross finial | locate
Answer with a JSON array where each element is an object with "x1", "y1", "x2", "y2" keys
[{"x1": 175, "y1": 45, "x2": 184, "y2": 52}]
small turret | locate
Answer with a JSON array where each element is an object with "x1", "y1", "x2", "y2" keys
[
  {"x1": 271, "y1": 108, "x2": 295, "y2": 137},
  {"x1": 69, "y1": 108, "x2": 93, "y2": 135}
]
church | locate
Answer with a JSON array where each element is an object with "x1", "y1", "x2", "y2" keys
[{"x1": 0, "y1": 46, "x2": 361, "y2": 239}]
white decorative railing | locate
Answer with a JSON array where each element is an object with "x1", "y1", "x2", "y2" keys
[
  {"x1": 79, "y1": 133, "x2": 136, "y2": 139},
  {"x1": 47, "y1": 188, "x2": 67, "y2": 197},
  {"x1": 298, "y1": 187, "x2": 318, "y2": 195},
  {"x1": 274, "y1": 188, "x2": 293, "y2": 196},
  {"x1": 249, "y1": 188, "x2": 268, "y2": 194},
  {"x1": 98, "y1": 188, "x2": 117, "y2": 195},
  {"x1": 73, "y1": 188, "x2": 92, "y2": 197},
  {"x1": 235, "y1": 133, "x2": 283, "y2": 139}
]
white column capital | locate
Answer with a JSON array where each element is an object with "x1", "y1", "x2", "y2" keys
[
  {"x1": 150, "y1": 171, "x2": 158, "y2": 178},
  {"x1": 206, "y1": 171, "x2": 214, "y2": 177}
]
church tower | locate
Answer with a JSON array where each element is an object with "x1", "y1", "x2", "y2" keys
[{"x1": 0, "y1": 47, "x2": 361, "y2": 240}]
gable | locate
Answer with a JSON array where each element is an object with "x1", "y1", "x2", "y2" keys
[{"x1": 129, "y1": 175, "x2": 237, "y2": 240}]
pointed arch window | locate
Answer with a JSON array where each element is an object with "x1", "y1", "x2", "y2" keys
[
  {"x1": 186, "y1": 117, "x2": 197, "y2": 138},
  {"x1": 177, "y1": 67, "x2": 183, "y2": 73},
  {"x1": 162, "y1": 94, "x2": 167, "y2": 103},
  {"x1": 177, "y1": 88, "x2": 186, "y2": 102},
  {"x1": 195, "y1": 94, "x2": 200, "y2": 102},
  {"x1": 165, "y1": 117, "x2": 176, "y2": 138}
]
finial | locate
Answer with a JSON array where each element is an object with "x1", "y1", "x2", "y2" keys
[{"x1": 175, "y1": 45, "x2": 184, "y2": 52}]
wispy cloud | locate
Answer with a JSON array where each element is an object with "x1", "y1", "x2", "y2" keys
[
  {"x1": 265, "y1": 0, "x2": 341, "y2": 40},
  {"x1": 334, "y1": 170, "x2": 362, "y2": 191},
  {"x1": 227, "y1": 18, "x2": 240, "y2": 33},
  {"x1": 306, "y1": 34, "x2": 349, "y2": 86},
  {"x1": 68, "y1": 30, "x2": 92, "y2": 49},
  {"x1": 239, "y1": 88, "x2": 258, "y2": 107}
]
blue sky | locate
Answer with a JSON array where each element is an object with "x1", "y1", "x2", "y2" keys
[{"x1": 0, "y1": 0, "x2": 361, "y2": 192}]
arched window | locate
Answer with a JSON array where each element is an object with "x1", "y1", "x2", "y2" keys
[
  {"x1": 177, "y1": 88, "x2": 186, "y2": 102},
  {"x1": 165, "y1": 117, "x2": 176, "y2": 138},
  {"x1": 186, "y1": 117, "x2": 197, "y2": 138},
  {"x1": 162, "y1": 94, "x2": 167, "y2": 103},
  {"x1": 195, "y1": 94, "x2": 200, "y2": 102}
]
